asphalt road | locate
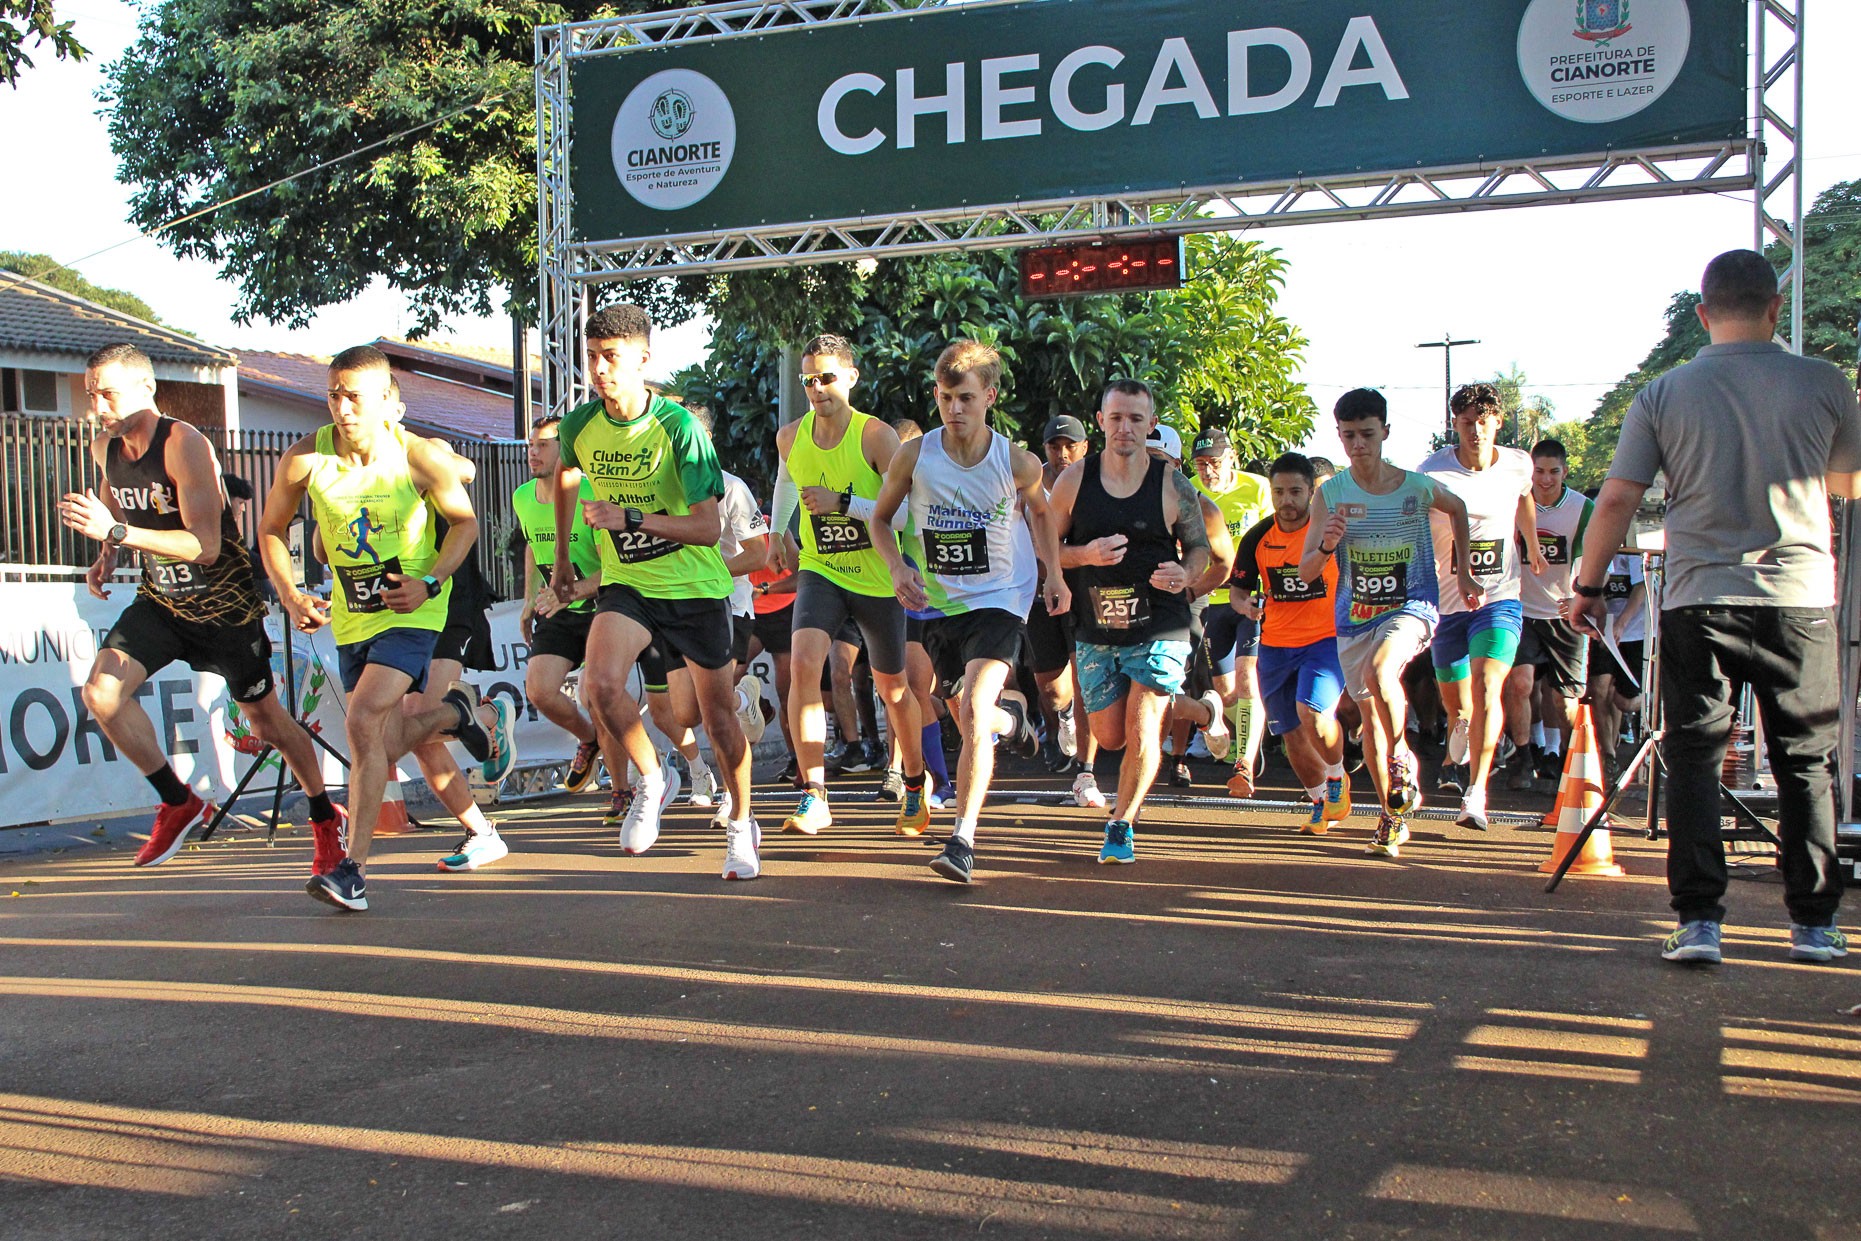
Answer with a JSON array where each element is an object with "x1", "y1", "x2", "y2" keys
[{"x1": 1, "y1": 753, "x2": 1856, "y2": 1240}]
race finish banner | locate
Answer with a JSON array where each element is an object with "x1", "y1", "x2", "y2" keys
[{"x1": 567, "y1": 0, "x2": 1747, "y2": 245}]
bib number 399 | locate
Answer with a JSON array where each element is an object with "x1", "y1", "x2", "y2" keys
[
  {"x1": 336, "y1": 556, "x2": 403, "y2": 614},
  {"x1": 1349, "y1": 560, "x2": 1408, "y2": 618},
  {"x1": 925, "y1": 527, "x2": 989, "y2": 577}
]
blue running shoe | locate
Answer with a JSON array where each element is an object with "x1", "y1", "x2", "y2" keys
[
  {"x1": 306, "y1": 858, "x2": 367, "y2": 911},
  {"x1": 1301, "y1": 800, "x2": 1328, "y2": 835},
  {"x1": 1789, "y1": 922, "x2": 1848, "y2": 963},
  {"x1": 480, "y1": 696, "x2": 518, "y2": 785},
  {"x1": 1099, "y1": 819, "x2": 1135, "y2": 864},
  {"x1": 1662, "y1": 920, "x2": 1723, "y2": 963},
  {"x1": 930, "y1": 836, "x2": 974, "y2": 883}
]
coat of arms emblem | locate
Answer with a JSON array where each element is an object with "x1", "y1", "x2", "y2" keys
[{"x1": 1575, "y1": 0, "x2": 1633, "y2": 45}]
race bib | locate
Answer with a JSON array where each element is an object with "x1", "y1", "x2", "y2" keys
[
  {"x1": 1465, "y1": 537, "x2": 1505, "y2": 581},
  {"x1": 609, "y1": 523, "x2": 677, "y2": 564},
  {"x1": 1088, "y1": 583, "x2": 1150, "y2": 630},
  {"x1": 145, "y1": 554, "x2": 210, "y2": 598},
  {"x1": 924, "y1": 527, "x2": 990, "y2": 577},
  {"x1": 1268, "y1": 564, "x2": 1324, "y2": 603},
  {"x1": 1537, "y1": 532, "x2": 1569, "y2": 566},
  {"x1": 810, "y1": 512, "x2": 873, "y2": 555},
  {"x1": 336, "y1": 556, "x2": 403, "y2": 614},
  {"x1": 1605, "y1": 573, "x2": 1632, "y2": 600},
  {"x1": 1350, "y1": 561, "x2": 1408, "y2": 618}
]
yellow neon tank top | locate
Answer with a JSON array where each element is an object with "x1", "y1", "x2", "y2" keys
[{"x1": 787, "y1": 409, "x2": 893, "y2": 596}]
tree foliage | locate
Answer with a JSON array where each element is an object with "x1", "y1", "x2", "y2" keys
[
  {"x1": 1, "y1": 0, "x2": 85, "y2": 87},
  {"x1": 102, "y1": 0, "x2": 700, "y2": 334},
  {"x1": 0, "y1": 250, "x2": 178, "y2": 329},
  {"x1": 670, "y1": 234, "x2": 1316, "y2": 492}
]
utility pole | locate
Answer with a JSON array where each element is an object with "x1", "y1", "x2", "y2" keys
[{"x1": 1416, "y1": 334, "x2": 1480, "y2": 436}]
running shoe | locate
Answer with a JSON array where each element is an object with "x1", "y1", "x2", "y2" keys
[
  {"x1": 930, "y1": 836, "x2": 974, "y2": 883},
  {"x1": 437, "y1": 828, "x2": 509, "y2": 872},
  {"x1": 782, "y1": 790, "x2": 832, "y2": 835},
  {"x1": 618, "y1": 767, "x2": 680, "y2": 855},
  {"x1": 1099, "y1": 819, "x2": 1136, "y2": 864},
  {"x1": 878, "y1": 768, "x2": 905, "y2": 803},
  {"x1": 309, "y1": 802, "x2": 349, "y2": 876},
  {"x1": 563, "y1": 740, "x2": 601, "y2": 793},
  {"x1": 306, "y1": 858, "x2": 367, "y2": 911},
  {"x1": 1170, "y1": 761, "x2": 1192, "y2": 789},
  {"x1": 135, "y1": 793, "x2": 212, "y2": 868},
  {"x1": 1344, "y1": 734, "x2": 1365, "y2": 774},
  {"x1": 1445, "y1": 716, "x2": 1470, "y2": 767},
  {"x1": 1226, "y1": 761, "x2": 1254, "y2": 798},
  {"x1": 479, "y1": 695, "x2": 518, "y2": 786},
  {"x1": 840, "y1": 740, "x2": 882, "y2": 773},
  {"x1": 929, "y1": 776, "x2": 955, "y2": 810},
  {"x1": 1301, "y1": 800, "x2": 1328, "y2": 835},
  {"x1": 1072, "y1": 769, "x2": 1108, "y2": 809},
  {"x1": 1365, "y1": 813, "x2": 1403, "y2": 858},
  {"x1": 1788, "y1": 923, "x2": 1848, "y2": 963},
  {"x1": 998, "y1": 699, "x2": 1040, "y2": 760},
  {"x1": 1323, "y1": 776, "x2": 1351, "y2": 822},
  {"x1": 603, "y1": 786, "x2": 633, "y2": 830},
  {"x1": 440, "y1": 682, "x2": 492, "y2": 763},
  {"x1": 1435, "y1": 761, "x2": 1464, "y2": 796},
  {"x1": 779, "y1": 757, "x2": 802, "y2": 788},
  {"x1": 1457, "y1": 788, "x2": 1489, "y2": 832},
  {"x1": 735, "y1": 674, "x2": 767, "y2": 745},
  {"x1": 895, "y1": 780, "x2": 930, "y2": 836},
  {"x1": 1038, "y1": 738, "x2": 1065, "y2": 771},
  {"x1": 1661, "y1": 920, "x2": 1723, "y2": 964},
  {"x1": 1057, "y1": 708, "x2": 1077, "y2": 758},
  {"x1": 1388, "y1": 751, "x2": 1422, "y2": 816},
  {"x1": 688, "y1": 764, "x2": 721, "y2": 809},
  {"x1": 1537, "y1": 748, "x2": 1565, "y2": 782},
  {"x1": 1495, "y1": 734, "x2": 1518, "y2": 767},
  {"x1": 722, "y1": 818, "x2": 761, "y2": 880},
  {"x1": 1197, "y1": 690, "x2": 1232, "y2": 761},
  {"x1": 823, "y1": 740, "x2": 851, "y2": 774},
  {"x1": 712, "y1": 789, "x2": 733, "y2": 831},
  {"x1": 1505, "y1": 749, "x2": 1535, "y2": 791}
]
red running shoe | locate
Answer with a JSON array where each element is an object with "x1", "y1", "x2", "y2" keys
[
  {"x1": 135, "y1": 794, "x2": 212, "y2": 867},
  {"x1": 310, "y1": 803, "x2": 349, "y2": 876}
]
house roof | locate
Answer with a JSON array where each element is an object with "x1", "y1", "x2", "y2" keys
[
  {"x1": 0, "y1": 271, "x2": 236, "y2": 368},
  {"x1": 238, "y1": 349, "x2": 526, "y2": 441}
]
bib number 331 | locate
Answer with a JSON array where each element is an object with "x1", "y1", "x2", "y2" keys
[{"x1": 925, "y1": 527, "x2": 989, "y2": 577}]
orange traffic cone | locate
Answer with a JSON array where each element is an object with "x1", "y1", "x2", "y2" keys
[
  {"x1": 1537, "y1": 701, "x2": 1624, "y2": 877},
  {"x1": 373, "y1": 769, "x2": 413, "y2": 835}
]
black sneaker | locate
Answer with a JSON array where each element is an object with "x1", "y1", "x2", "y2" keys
[
  {"x1": 778, "y1": 757, "x2": 801, "y2": 787},
  {"x1": 1170, "y1": 761, "x2": 1192, "y2": 788},
  {"x1": 1505, "y1": 751, "x2": 1534, "y2": 791},
  {"x1": 1038, "y1": 738, "x2": 1064, "y2": 771},
  {"x1": 440, "y1": 683, "x2": 492, "y2": 764},
  {"x1": 841, "y1": 739, "x2": 882, "y2": 774},
  {"x1": 1435, "y1": 762, "x2": 1464, "y2": 796},
  {"x1": 1343, "y1": 735, "x2": 1365, "y2": 774},
  {"x1": 997, "y1": 699, "x2": 1040, "y2": 760},
  {"x1": 930, "y1": 836, "x2": 974, "y2": 884},
  {"x1": 823, "y1": 741, "x2": 852, "y2": 775},
  {"x1": 306, "y1": 858, "x2": 367, "y2": 911}
]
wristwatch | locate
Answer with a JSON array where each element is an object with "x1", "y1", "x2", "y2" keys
[
  {"x1": 1573, "y1": 582, "x2": 1604, "y2": 598},
  {"x1": 421, "y1": 574, "x2": 443, "y2": 598},
  {"x1": 624, "y1": 506, "x2": 646, "y2": 530},
  {"x1": 107, "y1": 522, "x2": 128, "y2": 544}
]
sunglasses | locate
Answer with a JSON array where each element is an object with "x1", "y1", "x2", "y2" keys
[{"x1": 800, "y1": 372, "x2": 842, "y2": 389}]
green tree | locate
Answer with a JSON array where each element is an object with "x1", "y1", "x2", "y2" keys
[
  {"x1": 2, "y1": 0, "x2": 84, "y2": 87},
  {"x1": 103, "y1": 0, "x2": 701, "y2": 334},
  {"x1": 0, "y1": 250, "x2": 179, "y2": 329}
]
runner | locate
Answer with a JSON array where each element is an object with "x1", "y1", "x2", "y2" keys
[
  {"x1": 1301, "y1": 388, "x2": 1479, "y2": 858},
  {"x1": 772, "y1": 334, "x2": 929, "y2": 838},
  {"x1": 58, "y1": 343, "x2": 346, "y2": 873},
  {"x1": 1049, "y1": 379, "x2": 1223, "y2": 864},
  {"x1": 869, "y1": 340, "x2": 1067, "y2": 882},
  {"x1": 1026, "y1": 416, "x2": 1094, "y2": 779},
  {"x1": 1503, "y1": 439, "x2": 1593, "y2": 789},
  {"x1": 1419, "y1": 382, "x2": 1544, "y2": 830},
  {"x1": 1190, "y1": 426, "x2": 1273, "y2": 796},
  {"x1": 550, "y1": 303, "x2": 759, "y2": 880},
  {"x1": 1235, "y1": 452, "x2": 1349, "y2": 831},
  {"x1": 258, "y1": 344, "x2": 500, "y2": 911},
  {"x1": 514, "y1": 414, "x2": 616, "y2": 796}
]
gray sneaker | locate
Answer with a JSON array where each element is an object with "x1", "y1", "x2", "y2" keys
[
  {"x1": 1788, "y1": 922, "x2": 1849, "y2": 963},
  {"x1": 878, "y1": 768, "x2": 905, "y2": 803},
  {"x1": 1661, "y1": 920, "x2": 1723, "y2": 964}
]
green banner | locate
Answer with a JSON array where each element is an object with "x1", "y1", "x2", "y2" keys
[{"x1": 569, "y1": 0, "x2": 1746, "y2": 243}]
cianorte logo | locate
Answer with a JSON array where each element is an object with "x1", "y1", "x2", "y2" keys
[
  {"x1": 1517, "y1": 0, "x2": 1689, "y2": 124},
  {"x1": 612, "y1": 68, "x2": 735, "y2": 211}
]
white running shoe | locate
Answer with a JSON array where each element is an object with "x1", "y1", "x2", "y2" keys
[
  {"x1": 1072, "y1": 769, "x2": 1108, "y2": 809},
  {"x1": 1446, "y1": 716, "x2": 1470, "y2": 767},
  {"x1": 1196, "y1": 690, "x2": 1231, "y2": 761},
  {"x1": 722, "y1": 818, "x2": 761, "y2": 880},
  {"x1": 735, "y1": 674, "x2": 767, "y2": 745},
  {"x1": 619, "y1": 765, "x2": 681, "y2": 855},
  {"x1": 712, "y1": 788, "x2": 733, "y2": 830},
  {"x1": 688, "y1": 764, "x2": 721, "y2": 809},
  {"x1": 1057, "y1": 707, "x2": 1077, "y2": 758},
  {"x1": 436, "y1": 828, "x2": 509, "y2": 872}
]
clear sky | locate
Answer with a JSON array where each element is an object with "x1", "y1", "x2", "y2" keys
[{"x1": 6, "y1": 1, "x2": 1858, "y2": 468}]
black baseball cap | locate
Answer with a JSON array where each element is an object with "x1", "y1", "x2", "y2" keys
[
  {"x1": 1042, "y1": 414, "x2": 1088, "y2": 443},
  {"x1": 1192, "y1": 426, "x2": 1232, "y2": 458}
]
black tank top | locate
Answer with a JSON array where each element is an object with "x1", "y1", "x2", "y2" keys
[
  {"x1": 1066, "y1": 454, "x2": 1191, "y2": 645},
  {"x1": 105, "y1": 416, "x2": 264, "y2": 626}
]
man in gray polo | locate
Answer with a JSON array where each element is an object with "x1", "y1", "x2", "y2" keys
[{"x1": 1572, "y1": 248, "x2": 1861, "y2": 965}]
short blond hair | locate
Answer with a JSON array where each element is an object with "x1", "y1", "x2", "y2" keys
[{"x1": 934, "y1": 339, "x2": 1001, "y2": 393}]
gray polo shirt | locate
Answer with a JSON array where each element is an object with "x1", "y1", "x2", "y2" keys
[{"x1": 1609, "y1": 341, "x2": 1861, "y2": 609}]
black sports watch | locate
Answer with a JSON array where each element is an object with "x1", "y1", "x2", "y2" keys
[
  {"x1": 624, "y1": 506, "x2": 646, "y2": 530},
  {"x1": 1573, "y1": 582, "x2": 1604, "y2": 598},
  {"x1": 108, "y1": 522, "x2": 128, "y2": 544},
  {"x1": 421, "y1": 574, "x2": 443, "y2": 598}
]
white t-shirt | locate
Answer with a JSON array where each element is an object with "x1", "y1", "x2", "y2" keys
[
  {"x1": 1518, "y1": 487, "x2": 1594, "y2": 621},
  {"x1": 1604, "y1": 553, "x2": 1647, "y2": 643},
  {"x1": 1420, "y1": 445, "x2": 1533, "y2": 616},
  {"x1": 719, "y1": 471, "x2": 768, "y2": 619}
]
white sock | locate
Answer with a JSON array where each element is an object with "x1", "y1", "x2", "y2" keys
[
  {"x1": 640, "y1": 768, "x2": 665, "y2": 791},
  {"x1": 952, "y1": 817, "x2": 977, "y2": 845},
  {"x1": 1324, "y1": 761, "x2": 1345, "y2": 779},
  {"x1": 1304, "y1": 784, "x2": 1327, "y2": 803},
  {"x1": 1544, "y1": 736, "x2": 1563, "y2": 756},
  {"x1": 1531, "y1": 721, "x2": 1546, "y2": 749}
]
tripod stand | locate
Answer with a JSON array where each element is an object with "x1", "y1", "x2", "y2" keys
[{"x1": 197, "y1": 608, "x2": 350, "y2": 845}]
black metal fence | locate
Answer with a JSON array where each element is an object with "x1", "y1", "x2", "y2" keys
[{"x1": 2, "y1": 415, "x2": 529, "y2": 600}]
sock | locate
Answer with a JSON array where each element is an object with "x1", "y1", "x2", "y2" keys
[
  {"x1": 921, "y1": 723, "x2": 951, "y2": 786},
  {"x1": 307, "y1": 792, "x2": 336, "y2": 822},
  {"x1": 952, "y1": 816, "x2": 976, "y2": 845},
  {"x1": 1305, "y1": 784, "x2": 1327, "y2": 803},
  {"x1": 146, "y1": 765, "x2": 189, "y2": 807},
  {"x1": 1323, "y1": 761, "x2": 1345, "y2": 780},
  {"x1": 1531, "y1": 721, "x2": 1546, "y2": 749},
  {"x1": 805, "y1": 781, "x2": 827, "y2": 797},
  {"x1": 903, "y1": 771, "x2": 925, "y2": 791},
  {"x1": 1236, "y1": 696, "x2": 1264, "y2": 765},
  {"x1": 1544, "y1": 734, "x2": 1562, "y2": 756}
]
